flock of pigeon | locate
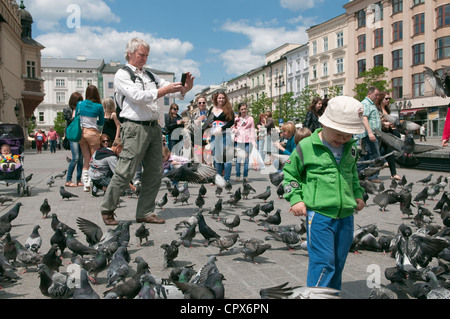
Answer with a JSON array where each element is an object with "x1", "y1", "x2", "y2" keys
[{"x1": 0, "y1": 143, "x2": 449, "y2": 299}]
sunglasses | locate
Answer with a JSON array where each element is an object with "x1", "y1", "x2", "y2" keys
[
  {"x1": 198, "y1": 102, "x2": 206, "y2": 104},
  {"x1": 102, "y1": 140, "x2": 110, "y2": 143},
  {"x1": 172, "y1": 108, "x2": 178, "y2": 111},
  {"x1": 384, "y1": 97, "x2": 391, "y2": 100}
]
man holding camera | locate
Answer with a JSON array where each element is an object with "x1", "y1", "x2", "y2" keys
[{"x1": 100, "y1": 38, "x2": 194, "y2": 225}]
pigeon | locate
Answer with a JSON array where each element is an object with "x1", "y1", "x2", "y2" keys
[
  {"x1": 72, "y1": 268, "x2": 100, "y2": 299},
  {"x1": 50, "y1": 225, "x2": 67, "y2": 256},
  {"x1": 106, "y1": 246, "x2": 131, "y2": 287},
  {"x1": 170, "y1": 265, "x2": 196, "y2": 284},
  {"x1": 242, "y1": 182, "x2": 256, "y2": 199},
  {"x1": 418, "y1": 174, "x2": 433, "y2": 185},
  {"x1": 0, "y1": 196, "x2": 13, "y2": 205},
  {"x1": 3, "y1": 232, "x2": 17, "y2": 263},
  {"x1": 40, "y1": 198, "x2": 51, "y2": 219},
  {"x1": 175, "y1": 271, "x2": 226, "y2": 299},
  {"x1": 240, "y1": 237, "x2": 271, "y2": 264},
  {"x1": 0, "y1": 218, "x2": 11, "y2": 237},
  {"x1": 241, "y1": 204, "x2": 260, "y2": 222},
  {"x1": 225, "y1": 180, "x2": 233, "y2": 193},
  {"x1": 209, "y1": 233, "x2": 240, "y2": 255},
  {"x1": 76, "y1": 217, "x2": 107, "y2": 247},
  {"x1": 171, "y1": 185, "x2": 179, "y2": 199},
  {"x1": 427, "y1": 184, "x2": 441, "y2": 201},
  {"x1": 0, "y1": 252, "x2": 19, "y2": 283},
  {"x1": 414, "y1": 187, "x2": 429, "y2": 204},
  {"x1": 54, "y1": 169, "x2": 67, "y2": 179},
  {"x1": 208, "y1": 198, "x2": 223, "y2": 220},
  {"x1": 156, "y1": 193, "x2": 168, "y2": 209},
  {"x1": 253, "y1": 186, "x2": 271, "y2": 202},
  {"x1": 135, "y1": 223, "x2": 150, "y2": 246},
  {"x1": 190, "y1": 255, "x2": 219, "y2": 285},
  {"x1": 423, "y1": 66, "x2": 450, "y2": 98},
  {"x1": 40, "y1": 264, "x2": 73, "y2": 299},
  {"x1": 260, "y1": 200, "x2": 275, "y2": 216},
  {"x1": 398, "y1": 189, "x2": 416, "y2": 218},
  {"x1": 222, "y1": 214, "x2": 240, "y2": 232},
  {"x1": 195, "y1": 192, "x2": 205, "y2": 209},
  {"x1": 174, "y1": 190, "x2": 190, "y2": 205},
  {"x1": 258, "y1": 209, "x2": 282, "y2": 228},
  {"x1": 374, "y1": 130, "x2": 441, "y2": 168},
  {"x1": 161, "y1": 240, "x2": 181, "y2": 268},
  {"x1": 25, "y1": 173, "x2": 33, "y2": 182},
  {"x1": 424, "y1": 270, "x2": 450, "y2": 299},
  {"x1": 433, "y1": 191, "x2": 448, "y2": 211},
  {"x1": 197, "y1": 210, "x2": 221, "y2": 245},
  {"x1": 227, "y1": 187, "x2": 241, "y2": 206},
  {"x1": 15, "y1": 240, "x2": 42, "y2": 272},
  {"x1": 276, "y1": 183, "x2": 285, "y2": 199},
  {"x1": 76, "y1": 250, "x2": 109, "y2": 284},
  {"x1": 199, "y1": 184, "x2": 207, "y2": 197},
  {"x1": 215, "y1": 187, "x2": 223, "y2": 196},
  {"x1": 398, "y1": 175, "x2": 408, "y2": 188},
  {"x1": 0, "y1": 202, "x2": 23, "y2": 223},
  {"x1": 25, "y1": 225, "x2": 42, "y2": 253},
  {"x1": 177, "y1": 222, "x2": 197, "y2": 248},
  {"x1": 42, "y1": 244, "x2": 62, "y2": 272},
  {"x1": 373, "y1": 189, "x2": 401, "y2": 212},
  {"x1": 65, "y1": 229, "x2": 98, "y2": 257},
  {"x1": 269, "y1": 171, "x2": 284, "y2": 186},
  {"x1": 51, "y1": 213, "x2": 76, "y2": 234},
  {"x1": 163, "y1": 162, "x2": 216, "y2": 184},
  {"x1": 265, "y1": 228, "x2": 302, "y2": 251},
  {"x1": 260, "y1": 282, "x2": 340, "y2": 299},
  {"x1": 59, "y1": 186, "x2": 78, "y2": 200},
  {"x1": 358, "y1": 165, "x2": 386, "y2": 181},
  {"x1": 47, "y1": 176, "x2": 55, "y2": 187}
]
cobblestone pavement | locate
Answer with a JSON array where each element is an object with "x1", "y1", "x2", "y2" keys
[{"x1": 0, "y1": 137, "x2": 448, "y2": 300}]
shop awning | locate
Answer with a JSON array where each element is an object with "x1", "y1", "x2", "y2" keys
[{"x1": 400, "y1": 108, "x2": 425, "y2": 115}]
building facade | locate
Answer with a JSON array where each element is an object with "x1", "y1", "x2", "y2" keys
[
  {"x1": 0, "y1": 0, "x2": 44, "y2": 144},
  {"x1": 344, "y1": 0, "x2": 450, "y2": 137},
  {"x1": 284, "y1": 43, "x2": 310, "y2": 100}
]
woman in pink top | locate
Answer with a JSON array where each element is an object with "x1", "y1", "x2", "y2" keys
[{"x1": 233, "y1": 102, "x2": 256, "y2": 182}]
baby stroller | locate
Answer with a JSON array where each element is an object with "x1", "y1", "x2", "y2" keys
[{"x1": 0, "y1": 124, "x2": 31, "y2": 197}]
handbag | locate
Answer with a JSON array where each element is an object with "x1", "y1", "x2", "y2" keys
[
  {"x1": 249, "y1": 147, "x2": 265, "y2": 171},
  {"x1": 66, "y1": 107, "x2": 82, "y2": 142}
]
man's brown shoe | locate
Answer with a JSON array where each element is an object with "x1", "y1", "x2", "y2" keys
[
  {"x1": 101, "y1": 211, "x2": 118, "y2": 226},
  {"x1": 136, "y1": 214, "x2": 165, "y2": 224}
]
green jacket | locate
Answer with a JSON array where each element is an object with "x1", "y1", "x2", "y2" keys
[{"x1": 283, "y1": 129, "x2": 364, "y2": 219}]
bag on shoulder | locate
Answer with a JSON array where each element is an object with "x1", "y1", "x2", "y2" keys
[{"x1": 66, "y1": 107, "x2": 82, "y2": 142}]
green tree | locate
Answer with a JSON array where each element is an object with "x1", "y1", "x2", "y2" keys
[
  {"x1": 274, "y1": 91, "x2": 297, "y2": 124},
  {"x1": 353, "y1": 66, "x2": 391, "y2": 101},
  {"x1": 327, "y1": 85, "x2": 343, "y2": 99},
  {"x1": 53, "y1": 111, "x2": 66, "y2": 137},
  {"x1": 296, "y1": 86, "x2": 320, "y2": 122},
  {"x1": 248, "y1": 92, "x2": 273, "y2": 121}
]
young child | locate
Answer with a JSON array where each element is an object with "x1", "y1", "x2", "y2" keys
[
  {"x1": 0, "y1": 144, "x2": 20, "y2": 171},
  {"x1": 283, "y1": 96, "x2": 366, "y2": 292},
  {"x1": 294, "y1": 127, "x2": 312, "y2": 145},
  {"x1": 88, "y1": 138, "x2": 124, "y2": 197},
  {"x1": 162, "y1": 146, "x2": 190, "y2": 175}
]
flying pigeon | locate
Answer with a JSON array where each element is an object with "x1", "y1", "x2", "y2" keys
[{"x1": 423, "y1": 66, "x2": 450, "y2": 98}]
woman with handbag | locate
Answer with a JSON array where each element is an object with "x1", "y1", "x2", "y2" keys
[
  {"x1": 77, "y1": 85, "x2": 105, "y2": 191},
  {"x1": 63, "y1": 92, "x2": 84, "y2": 187}
]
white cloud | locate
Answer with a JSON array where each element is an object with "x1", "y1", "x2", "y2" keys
[
  {"x1": 27, "y1": 0, "x2": 120, "y2": 31},
  {"x1": 280, "y1": 0, "x2": 325, "y2": 11}
]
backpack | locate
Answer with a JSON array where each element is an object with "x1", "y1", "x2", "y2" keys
[{"x1": 114, "y1": 66, "x2": 159, "y2": 123}]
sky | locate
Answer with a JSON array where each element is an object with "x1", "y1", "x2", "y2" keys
[{"x1": 27, "y1": 0, "x2": 349, "y2": 108}]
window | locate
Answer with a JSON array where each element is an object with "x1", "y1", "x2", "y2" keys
[
  {"x1": 357, "y1": 9, "x2": 366, "y2": 28},
  {"x1": 39, "y1": 112, "x2": 44, "y2": 122},
  {"x1": 337, "y1": 31, "x2": 344, "y2": 47},
  {"x1": 374, "y1": 28, "x2": 383, "y2": 48},
  {"x1": 437, "y1": 4, "x2": 450, "y2": 28},
  {"x1": 56, "y1": 92, "x2": 65, "y2": 103},
  {"x1": 436, "y1": 36, "x2": 450, "y2": 60},
  {"x1": 26, "y1": 61, "x2": 36, "y2": 78},
  {"x1": 336, "y1": 58, "x2": 344, "y2": 73},
  {"x1": 413, "y1": 0, "x2": 424, "y2": 5},
  {"x1": 77, "y1": 79, "x2": 83, "y2": 88},
  {"x1": 108, "y1": 82, "x2": 114, "y2": 89},
  {"x1": 323, "y1": 36, "x2": 328, "y2": 52},
  {"x1": 55, "y1": 79, "x2": 65, "y2": 87},
  {"x1": 312, "y1": 65, "x2": 317, "y2": 79},
  {"x1": 392, "y1": 77, "x2": 403, "y2": 99},
  {"x1": 413, "y1": 13, "x2": 425, "y2": 35},
  {"x1": 412, "y1": 43, "x2": 425, "y2": 65},
  {"x1": 87, "y1": 79, "x2": 93, "y2": 86},
  {"x1": 374, "y1": 54, "x2": 383, "y2": 67},
  {"x1": 357, "y1": 59, "x2": 366, "y2": 77},
  {"x1": 392, "y1": 21, "x2": 403, "y2": 42},
  {"x1": 323, "y1": 62, "x2": 328, "y2": 77},
  {"x1": 358, "y1": 34, "x2": 366, "y2": 52},
  {"x1": 392, "y1": 49, "x2": 403, "y2": 69},
  {"x1": 392, "y1": 0, "x2": 402, "y2": 14},
  {"x1": 412, "y1": 73, "x2": 425, "y2": 97},
  {"x1": 312, "y1": 41, "x2": 317, "y2": 55}
]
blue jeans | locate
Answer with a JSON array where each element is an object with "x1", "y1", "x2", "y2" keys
[
  {"x1": 235, "y1": 142, "x2": 250, "y2": 178},
  {"x1": 49, "y1": 140, "x2": 57, "y2": 153},
  {"x1": 211, "y1": 134, "x2": 232, "y2": 182},
  {"x1": 306, "y1": 211, "x2": 354, "y2": 290},
  {"x1": 358, "y1": 135, "x2": 381, "y2": 180},
  {"x1": 66, "y1": 141, "x2": 83, "y2": 183}
]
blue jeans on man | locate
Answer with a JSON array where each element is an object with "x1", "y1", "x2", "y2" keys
[{"x1": 358, "y1": 135, "x2": 381, "y2": 180}]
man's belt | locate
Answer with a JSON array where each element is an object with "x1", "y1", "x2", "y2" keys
[{"x1": 123, "y1": 118, "x2": 158, "y2": 126}]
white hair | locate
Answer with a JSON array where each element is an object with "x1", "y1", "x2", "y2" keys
[{"x1": 124, "y1": 38, "x2": 150, "y2": 61}]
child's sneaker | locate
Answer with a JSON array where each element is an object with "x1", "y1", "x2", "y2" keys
[
  {"x1": 91, "y1": 184, "x2": 99, "y2": 197},
  {"x1": 1, "y1": 163, "x2": 7, "y2": 171},
  {"x1": 9, "y1": 163, "x2": 15, "y2": 171}
]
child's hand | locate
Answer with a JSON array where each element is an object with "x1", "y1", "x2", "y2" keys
[
  {"x1": 355, "y1": 198, "x2": 365, "y2": 211},
  {"x1": 289, "y1": 202, "x2": 306, "y2": 217}
]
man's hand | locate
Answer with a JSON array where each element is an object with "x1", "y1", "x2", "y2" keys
[
  {"x1": 181, "y1": 72, "x2": 194, "y2": 95},
  {"x1": 289, "y1": 202, "x2": 306, "y2": 217}
]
